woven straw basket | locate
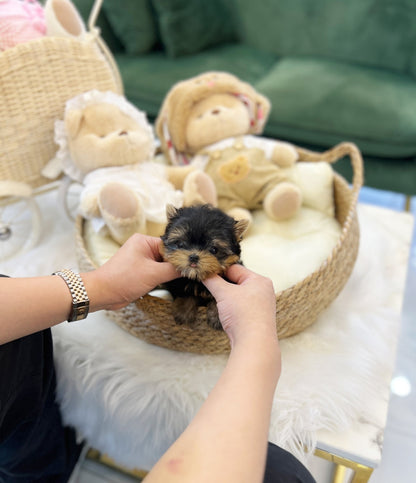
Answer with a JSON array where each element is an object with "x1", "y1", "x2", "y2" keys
[
  {"x1": 75, "y1": 142, "x2": 363, "y2": 355},
  {"x1": 0, "y1": 0, "x2": 122, "y2": 190}
]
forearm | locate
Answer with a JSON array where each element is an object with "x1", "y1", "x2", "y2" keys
[
  {"x1": 144, "y1": 333, "x2": 280, "y2": 483},
  {"x1": 0, "y1": 271, "x2": 106, "y2": 344},
  {"x1": 0, "y1": 233, "x2": 179, "y2": 345}
]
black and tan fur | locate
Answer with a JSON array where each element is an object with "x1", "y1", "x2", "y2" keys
[{"x1": 160, "y1": 204, "x2": 249, "y2": 329}]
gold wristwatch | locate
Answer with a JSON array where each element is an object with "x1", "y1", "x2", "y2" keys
[{"x1": 53, "y1": 269, "x2": 90, "y2": 322}]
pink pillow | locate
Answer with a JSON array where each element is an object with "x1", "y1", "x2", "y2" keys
[{"x1": 0, "y1": 0, "x2": 46, "y2": 51}]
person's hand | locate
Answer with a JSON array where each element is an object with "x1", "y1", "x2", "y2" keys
[
  {"x1": 203, "y1": 264, "x2": 277, "y2": 348},
  {"x1": 84, "y1": 233, "x2": 179, "y2": 311}
]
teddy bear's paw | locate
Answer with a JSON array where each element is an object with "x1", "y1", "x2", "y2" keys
[
  {"x1": 183, "y1": 171, "x2": 218, "y2": 207},
  {"x1": 263, "y1": 182, "x2": 302, "y2": 221},
  {"x1": 98, "y1": 182, "x2": 146, "y2": 244},
  {"x1": 103, "y1": 214, "x2": 147, "y2": 245},
  {"x1": 99, "y1": 183, "x2": 139, "y2": 219},
  {"x1": 271, "y1": 142, "x2": 299, "y2": 168},
  {"x1": 104, "y1": 216, "x2": 147, "y2": 245}
]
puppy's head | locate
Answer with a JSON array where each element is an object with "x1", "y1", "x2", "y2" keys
[{"x1": 161, "y1": 204, "x2": 249, "y2": 280}]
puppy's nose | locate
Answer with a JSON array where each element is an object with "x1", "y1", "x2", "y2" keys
[
  {"x1": 211, "y1": 109, "x2": 220, "y2": 115},
  {"x1": 189, "y1": 254, "x2": 199, "y2": 264},
  {"x1": 119, "y1": 130, "x2": 128, "y2": 136}
]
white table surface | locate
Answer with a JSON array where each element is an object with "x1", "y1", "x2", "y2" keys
[{"x1": 315, "y1": 204, "x2": 413, "y2": 468}]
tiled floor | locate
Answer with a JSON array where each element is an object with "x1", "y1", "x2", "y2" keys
[{"x1": 74, "y1": 187, "x2": 416, "y2": 483}]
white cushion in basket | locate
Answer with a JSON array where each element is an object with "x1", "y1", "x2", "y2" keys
[
  {"x1": 83, "y1": 158, "x2": 340, "y2": 292},
  {"x1": 241, "y1": 208, "x2": 341, "y2": 291}
]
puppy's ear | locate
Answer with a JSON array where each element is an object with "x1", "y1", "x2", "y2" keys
[
  {"x1": 166, "y1": 204, "x2": 179, "y2": 221},
  {"x1": 234, "y1": 218, "x2": 249, "y2": 241}
]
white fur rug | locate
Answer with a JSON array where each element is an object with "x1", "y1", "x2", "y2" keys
[{"x1": 0, "y1": 191, "x2": 412, "y2": 472}]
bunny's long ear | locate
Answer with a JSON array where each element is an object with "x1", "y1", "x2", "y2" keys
[{"x1": 234, "y1": 218, "x2": 250, "y2": 241}]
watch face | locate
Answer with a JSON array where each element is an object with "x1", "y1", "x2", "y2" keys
[{"x1": 70, "y1": 301, "x2": 90, "y2": 322}]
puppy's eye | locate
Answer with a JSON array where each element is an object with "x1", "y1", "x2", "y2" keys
[
  {"x1": 209, "y1": 246, "x2": 218, "y2": 255},
  {"x1": 172, "y1": 240, "x2": 186, "y2": 249}
]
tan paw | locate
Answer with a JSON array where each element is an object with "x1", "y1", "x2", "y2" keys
[
  {"x1": 271, "y1": 143, "x2": 299, "y2": 168},
  {"x1": 263, "y1": 182, "x2": 302, "y2": 221},
  {"x1": 183, "y1": 171, "x2": 218, "y2": 207}
]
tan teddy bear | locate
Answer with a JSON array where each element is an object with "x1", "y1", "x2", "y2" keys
[
  {"x1": 47, "y1": 90, "x2": 216, "y2": 244},
  {"x1": 155, "y1": 71, "x2": 303, "y2": 224}
]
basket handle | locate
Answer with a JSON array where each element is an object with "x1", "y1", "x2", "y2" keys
[
  {"x1": 88, "y1": 0, "x2": 103, "y2": 31},
  {"x1": 295, "y1": 142, "x2": 364, "y2": 201},
  {"x1": 87, "y1": 0, "x2": 124, "y2": 95}
]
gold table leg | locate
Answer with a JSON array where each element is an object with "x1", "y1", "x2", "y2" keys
[
  {"x1": 87, "y1": 446, "x2": 375, "y2": 483},
  {"x1": 86, "y1": 448, "x2": 148, "y2": 480},
  {"x1": 333, "y1": 463, "x2": 348, "y2": 483},
  {"x1": 315, "y1": 448, "x2": 374, "y2": 483}
]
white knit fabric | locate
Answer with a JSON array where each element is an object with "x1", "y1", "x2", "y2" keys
[{"x1": 80, "y1": 162, "x2": 183, "y2": 233}]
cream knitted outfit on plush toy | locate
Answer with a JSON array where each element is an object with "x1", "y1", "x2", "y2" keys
[
  {"x1": 80, "y1": 162, "x2": 183, "y2": 237},
  {"x1": 193, "y1": 135, "x2": 335, "y2": 220},
  {"x1": 197, "y1": 137, "x2": 293, "y2": 215}
]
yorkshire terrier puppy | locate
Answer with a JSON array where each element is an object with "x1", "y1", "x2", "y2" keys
[{"x1": 160, "y1": 204, "x2": 249, "y2": 330}]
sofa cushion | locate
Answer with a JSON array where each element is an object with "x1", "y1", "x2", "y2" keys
[
  {"x1": 256, "y1": 57, "x2": 416, "y2": 158},
  {"x1": 151, "y1": 0, "x2": 237, "y2": 57},
  {"x1": 102, "y1": 0, "x2": 158, "y2": 55},
  {"x1": 233, "y1": 0, "x2": 416, "y2": 77},
  {"x1": 115, "y1": 44, "x2": 277, "y2": 117}
]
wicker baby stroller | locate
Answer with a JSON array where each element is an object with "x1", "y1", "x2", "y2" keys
[{"x1": 0, "y1": 0, "x2": 122, "y2": 260}]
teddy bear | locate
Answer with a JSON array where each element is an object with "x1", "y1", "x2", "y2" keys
[
  {"x1": 155, "y1": 71, "x2": 305, "y2": 225},
  {"x1": 44, "y1": 90, "x2": 216, "y2": 244}
]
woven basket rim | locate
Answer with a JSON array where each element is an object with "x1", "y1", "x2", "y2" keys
[{"x1": 74, "y1": 141, "x2": 363, "y2": 353}]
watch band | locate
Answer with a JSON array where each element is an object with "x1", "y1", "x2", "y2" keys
[{"x1": 53, "y1": 269, "x2": 90, "y2": 322}]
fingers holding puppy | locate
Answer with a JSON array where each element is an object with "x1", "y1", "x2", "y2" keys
[{"x1": 203, "y1": 264, "x2": 277, "y2": 345}]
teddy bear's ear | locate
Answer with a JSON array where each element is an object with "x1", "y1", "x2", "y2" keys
[
  {"x1": 234, "y1": 218, "x2": 250, "y2": 241},
  {"x1": 65, "y1": 109, "x2": 84, "y2": 140},
  {"x1": 253, "y1": 92, "x2": 271, "y2": 132},
  {"x1": 166, "y1": 204, "x2": 179, "y2": 221}
]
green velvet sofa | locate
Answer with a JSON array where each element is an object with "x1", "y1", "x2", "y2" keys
[{"x1": 76, "y1": 0, "x2": 416, "y2": 195}]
